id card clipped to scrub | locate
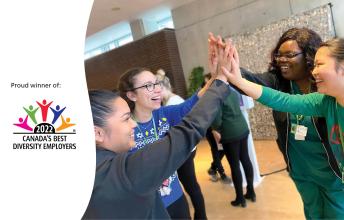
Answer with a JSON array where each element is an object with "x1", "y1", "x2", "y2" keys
[
  {"x1": 291, "y1": 123, "x2": 308, "y2": 141},
  {"x1": 295, "y1": 125, "x2": 308, "y2": 140}
]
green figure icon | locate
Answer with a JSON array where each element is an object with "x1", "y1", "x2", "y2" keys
[{"x1": 23, "y1": 105, "x2": 39, "y2": 124}]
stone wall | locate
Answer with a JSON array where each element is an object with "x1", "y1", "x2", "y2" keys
[
  {"x1": 173, "y1": 2, "x2": 336, "y2": 139},
  {"x1": 230, "y1": 5, "x2": 334, "y2": 139}
]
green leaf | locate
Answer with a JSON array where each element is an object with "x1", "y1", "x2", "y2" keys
[{"x1": 187, "y1": 66, "x2": 204, "y2": 97}]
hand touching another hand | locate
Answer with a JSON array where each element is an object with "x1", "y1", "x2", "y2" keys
[
  {"x1": 220, "y1": 44, "x2": 243, "y2": 87},
  {"x1": 208, "y1": 32, "x2": 218, "y2": 76},
  {"x1": 220, "y1": 43, "x2": 263, "y2": 99},
  {"x1": 208, "y1": 32, "x2": 227, "y2": 83},
  {"x1": 208, "y1": 34, "x2": 263, "y2": 99}
]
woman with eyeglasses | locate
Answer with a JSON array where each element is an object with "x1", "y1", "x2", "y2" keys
[
  {"x1": 118, "y1": 67, "x2": 214, "y2": 220},
  {"x1": 237, "y1": 27, "x2": 323, "y2": 164},
  {"x1": 83, "y1": 71, "x2": 231, "y2": 219},
  {"x1": 210, "y1": 30, "x2": 344, "y2": 219},
  {"x1": 221, "y1": 37, "x2": 344, "y2": 220}
]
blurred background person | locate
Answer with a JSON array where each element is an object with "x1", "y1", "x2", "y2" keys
[
  {"x1": 156, "y1": 68, "x2": 207, "y2": 220},
  {"x1": 202, "y1": 73, "x2": 231, "y2": 183}
]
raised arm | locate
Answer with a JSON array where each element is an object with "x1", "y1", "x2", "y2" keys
[
  {"x1": 125, "y1": 80, "x2": 231, "y2": 194},
  {"x1": 240, "y1": 68, "x2": 278, "y2": 89},
  {"x1": 220, "y1": 44, "x2": 264, "y2": 100},
  {"x1": 221, "y1": 45, "x2": 326, "y2": 117},
  {"x1": 198, "y1": 33, "x2": 229, "y2": 98},
  {"x1": 162, "y1": 94, "x2": 199, "y2": 125}
]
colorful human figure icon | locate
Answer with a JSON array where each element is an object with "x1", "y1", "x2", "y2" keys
[
  {"x1": 13, "y1": 116, "x2": 33, "y2": 131},
  {"x1": 36, "y1": 99, "x2": 53, "y2": 122},
  {"x1": 56, "y1": 116, "x2": 75, "y2": 131},
  {"x1": 23, "y1": 105, "x2": 39, "y2": 124},
  {"x1": 50, "y1": 105, "x2": 66, "y2": 124}
]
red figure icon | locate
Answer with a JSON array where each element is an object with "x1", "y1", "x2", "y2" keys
[{"x1": 36, "y1": 99, "x2": 53, "y2": 122}]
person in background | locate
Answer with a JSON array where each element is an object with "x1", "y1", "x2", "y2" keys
[
  {"x1": 220, "y1": 37, "x2": 344, "y2": 219},
  {"x1": 203, "y1": 73, "x2": 231, "y2": 183},
  {"x1": 118, "y1": 65, "x2": 215, "y2": 219},
  {"x1": 83, "y1": 71, "x2": 231, "y2": 219},
  {"x1": 156, "y1": 69, "x2": 184, "y2": 106},
  {"x1": 156, "y1": 68, "x2": 207, "y2": 220},
  {"x1": 209, "y1": 39, "x2": 255, "y2": 208}
]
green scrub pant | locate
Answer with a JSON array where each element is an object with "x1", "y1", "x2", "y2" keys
[{"x1": 293, "y1": 178, "x2": 344, "y2": 219}]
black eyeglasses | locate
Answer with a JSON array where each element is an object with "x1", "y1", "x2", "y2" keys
[
  {"x1": 274, "y1": 52, "x2": 303, "y2": 60},
  {"x1": 131, "y1": 81, "x2": 162, "y2": 92}
]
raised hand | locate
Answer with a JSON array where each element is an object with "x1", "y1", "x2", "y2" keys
[
  {"x1": 197, "y1": 33, "x2": 223, "y2": 97},
  {"x1": 213, "y1": 37, "x2": 234, "y2": 83},
  {"x1": 208, "y1": 32, "x2": 218, "y2": 76},
  {"x1": 208, "y1": 32, "x2": 225, "y2": 48},
  {"x1": 220, "y1": 45, "x2": 242, "y2": 86},
  {"x1": 214, "y1": 35, "x2": 229, "y2": 83},
  {"x1": 219, "y1": 39, "x2": 234, "y2": 71},
  {"x1": 221, "y1": 44, "x2": 263, "y2": 99}
]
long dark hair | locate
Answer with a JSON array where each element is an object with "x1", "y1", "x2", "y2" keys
[{"x1": 269, "y1": 27, "x2": 322, "y2": 77}]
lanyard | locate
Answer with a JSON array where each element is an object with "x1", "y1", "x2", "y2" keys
[
  {"x1": 290, "y1": 81, "x2": 305, "y2": 125},
  {"x1": 336, "y1": 102, "x2": 344, "y2": 155},
  {"x1": 335, "y1": 101, "x2": 344, "y2": 183},
  {"x1": 134, "y1": 114, "x2": 159, "y2": 145},
  {"x1": 296, "y1": 115, "x2": 304, "y2": 125}
]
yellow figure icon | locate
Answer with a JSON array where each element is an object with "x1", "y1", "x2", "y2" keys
[{"x1": 56, "y1": 116, "x2": 75, "y2": 131}]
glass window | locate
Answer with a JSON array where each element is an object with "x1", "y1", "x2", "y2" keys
[
  {"x1": 157, "y1": 16, "x2": 174, "y2": 30},
  {"x1": 118, "y1": 34, "x2": 133, "y2": 46},
  {"x1": 84, "y1": 34, "x2": 133, "y2": 60}
]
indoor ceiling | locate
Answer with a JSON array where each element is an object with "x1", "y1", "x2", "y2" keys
[{"x1": 86, "y1": 0, "x2": 196, "y2": 37}]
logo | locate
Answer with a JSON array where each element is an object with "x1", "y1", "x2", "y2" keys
[
  {"x1": 14, "y1": 99, "x2": 75, "y2": 134},
  {"x1": 12, "y1": 99, "x2": 77, "y2": 150}
]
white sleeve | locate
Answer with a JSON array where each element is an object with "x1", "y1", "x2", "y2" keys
[{"x1": 166, "y1": 95, "x2": 185, "y2": 106}]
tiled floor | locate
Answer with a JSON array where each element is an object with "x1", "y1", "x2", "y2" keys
[{"x1": 187, "y1": 139, "x2": 304, "y2": 220}]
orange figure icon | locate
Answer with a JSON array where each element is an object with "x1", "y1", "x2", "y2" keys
[{"x1": 56, "y1": 116, "x2": 75, "y2": 131}]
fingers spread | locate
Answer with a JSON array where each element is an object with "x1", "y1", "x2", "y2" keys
[
  {"x1": 233, "y1": 46, "x2": 240, "y2": 64},
  {"x1": 224, "y1": 41, "x2": 231, "y2": 58},
  {"x1": 208, "y1": 32, "x2": 217, "y2": 43}
]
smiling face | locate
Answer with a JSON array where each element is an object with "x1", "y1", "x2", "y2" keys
[
  {"x1": 276, "y1": 40, "x2": 309, "y2": 81},
  {"x1": 127, "y1": 71, "x2": 163, "y2": 112},
  {"x1": 312, "y1": 46, "x2": 344, "y2": 96},
  {"x1": 95, "y1": 97, "x2": 137, "y2": 153}
]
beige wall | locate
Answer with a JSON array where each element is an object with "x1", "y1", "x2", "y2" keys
[
  {"x1": 172, "y1": 0, "x2": 343, "y2": 139},
  {"x1": 172, "y1": 0, "x2": 344, "y2": 80}
]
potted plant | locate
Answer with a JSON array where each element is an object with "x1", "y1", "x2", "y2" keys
[{"x1": 187, "y1": 66, "x2": 204, "y2": 97}]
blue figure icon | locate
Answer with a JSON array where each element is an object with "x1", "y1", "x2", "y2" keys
[{"x1": 50, "y1": 105, "x2": 66, "y2": 124}]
